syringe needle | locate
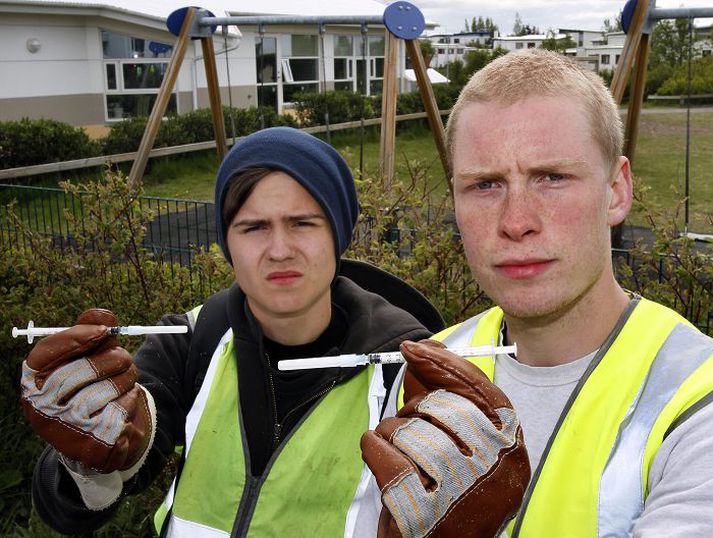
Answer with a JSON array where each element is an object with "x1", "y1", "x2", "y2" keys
[
  {"x1": 11, "y1": 321, "x2": 188, "y2": 344},
  {"x1": 278, "y1": 344, "x2": 517, "y2": 371}
]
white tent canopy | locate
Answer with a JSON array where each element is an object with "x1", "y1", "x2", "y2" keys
[{"x1": 403, "y1": 68, "x2": 449, "y2": 84}]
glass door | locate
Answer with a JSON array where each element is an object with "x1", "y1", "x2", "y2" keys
[{"x1": 255, "y1": 35, "x2": 279, "y2": 112}]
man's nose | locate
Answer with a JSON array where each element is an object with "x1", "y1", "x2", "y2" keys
[
  {"x1": 498, "y1": 187, "x2": 541, "y2": 241},
  {"x1": 266, "y1": 227, "x2": 294, "y2": 259}
]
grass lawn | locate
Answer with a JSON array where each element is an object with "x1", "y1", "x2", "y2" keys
[
  {"x1": 12, "y1": 110, "x2": 709, "y2": 233},
  {"x1": 137, "y1": 110, "x2": 712, "y2": 232},
  {"x1": 627, "y1": 108, "x2": 713, "y2": 232}
]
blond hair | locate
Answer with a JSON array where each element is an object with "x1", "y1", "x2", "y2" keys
[{"x1": 445, "y1": 48, "x2": 623, "y2": 171}]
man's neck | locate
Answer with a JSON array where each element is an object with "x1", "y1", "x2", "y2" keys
[
  {"x1": 504, "y1": 282, "x2": 631, "y2": 367},
  {"x1": 250, "y1": 302, "x2": 332, "y2": 346}
]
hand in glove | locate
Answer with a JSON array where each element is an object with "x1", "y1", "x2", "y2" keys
[
  {"x1": 361, "y1": 339, "x2": 530, "y2": 538},
  {"x1": 20, "y1": 308, "x2": 156, "y2": 510}
]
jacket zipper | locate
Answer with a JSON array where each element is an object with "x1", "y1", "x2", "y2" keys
[
  {"x1": 231, "y1": 357, "x2": 338, "y2": 536},
  {"x1": 268, "y1": 362, "x2": 337, "y2": 450},
  {"x1": 231, "y1": 474, "x2": 261, "y2": 538}
]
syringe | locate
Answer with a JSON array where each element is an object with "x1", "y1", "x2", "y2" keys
[
  {"x1": 11, "y1": 320, "x2": 188, "y2": 344},
  {"x1": 278, "y1": 343, "x2": 516, "y2": 371}
]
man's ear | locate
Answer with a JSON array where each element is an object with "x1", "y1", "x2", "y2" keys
[{"x1": 607, "y1": 156, "x2": 633, "y2": 227}]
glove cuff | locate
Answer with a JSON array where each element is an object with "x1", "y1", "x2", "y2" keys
[{"x1": 59, "y1": 383, "x2": 157, "y2": 511}]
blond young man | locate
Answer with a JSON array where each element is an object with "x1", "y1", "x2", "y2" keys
[{"x1": 441, "y1": 48, "x2": 713, "y2": 535}]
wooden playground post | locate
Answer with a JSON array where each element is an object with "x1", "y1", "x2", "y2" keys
[
  {"x1": 623, "y1": 31, "x2": 651, "y2": 164},
  {"x1": 128, "y1": 8, "x2": 195, "y2": 190},
  {"x1": 380, "y1": 30, "x2": 400, "y2": 187},
  {"x1": 201, "y1": 35, "x2": 228, "y2": 162},
  {"x1": 404, "y1": 38, "x2": 451, "y2": 194}
]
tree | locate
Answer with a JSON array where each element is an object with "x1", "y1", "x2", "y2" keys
[
  {"x1": 513, "y1": 12, "x2": 539, "y2": 36},
  {"x1": 419, "y1": 38, "x2": 434, "y2": 58},
  {"x1": 513, "y1": 12, "x2": 524, "y2": 36},
  {"x1": 541, "y1": 31, "x2": 576, "y2": 53},
  {"x1": 602, "y1": 14, "x2": 623, "y2": 34},
  {"x1": 650, "y1": 19, "x2": 693, "y2": 68},
  {"x1": 464, "y1": 15, "x2": 499, "y2": 36}
]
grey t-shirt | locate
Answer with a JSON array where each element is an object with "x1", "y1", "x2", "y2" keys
[{"x1": 494, "y1": 350, "x2": 713, "y2": 535}]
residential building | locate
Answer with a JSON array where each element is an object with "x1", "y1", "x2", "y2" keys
[
  {"x1": 425, "y1": 31, "x2": 491, "y2": 68},
  {"x1": 492, "y1": 32, "x2": 570, "y2": 52},
  {"x1": 0, "y1": 0, "x2": 433, "y2": 130}
]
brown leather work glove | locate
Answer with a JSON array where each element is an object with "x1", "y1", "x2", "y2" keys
[
  {"x1": 361, "y1": 339, "x2": 531, "y2": 538},
  {"x1": 20, "y1": 308, "x2": 155, "y2": 477}
]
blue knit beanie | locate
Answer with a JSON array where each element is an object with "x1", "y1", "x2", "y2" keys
[{"x1": 214, "y1": 127, "x2": 358, "y2": 265}]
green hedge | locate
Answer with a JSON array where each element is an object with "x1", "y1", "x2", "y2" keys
[
  {"x1": 0, "y1": 118, "x2": 102, "y2": 169},
  {"x1": 1, "y1": 89, "x2": 459, "y2": 171},
  {"x1": 103, "y1": 106, "x2": 298, "y2": 155}
]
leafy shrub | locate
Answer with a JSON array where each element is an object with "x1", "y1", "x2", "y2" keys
[
  {"x1": 657, "y1": 55, "x2": 713, "y2": 97},
  {"x1": 0, "y1": 118, "x2": 101, "y2": 169},
  {"x1": 0, "y1": 171, "x2": 232, "y2": 536},
  {"x1": 102, "y1": 106, "x2": 298, "y2": 155},
  {"x1": 617, "y1": 188, "x2": 713, "y2": 333},
  {"x1": 292, "y1": 90, "x2": 377, "y2": 127}
]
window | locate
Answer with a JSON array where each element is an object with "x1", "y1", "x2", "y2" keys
[
  {"x1": 438, "y1": 48, "x2": 445, "y2": 54},
  {"x1": 516, "y1": 42, "x2": 524, "y2": 49},
  {"x1": 101, "y1": 30, "x2": 175, "y2": 121},
  {"x1": 615, "y1": 54, "x2": 621, "y2": 64},
  {"x1": 601, "y1": 54, "x2": 610, "y2": 65},
  {"x1": 333, "y1": 35, "x2": 353, "y2": 91},
  {"x1": 457, "y1": 48, "x2": 463, "y2": 54},
  {"x1": 527, "y1": 42, "x2": 536, "y2": 49},
  {"x1": 281, "y1": 35, "x2": 319, "y2": 103},
  {"x1": 454, "y1": 38, "x2": 460, "y2": 44},
  {"x1": 368, "y1": 36, "x2": 385, "y2": 95}
]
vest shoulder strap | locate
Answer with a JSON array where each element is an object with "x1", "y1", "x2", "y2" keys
[{"x1": 185, "y1": 287, "x2": 231, "y2": 407}]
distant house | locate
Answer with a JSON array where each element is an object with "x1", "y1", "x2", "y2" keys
[
  {"x1": 425, "y1": 31, "x2": 491, "y2": 68},
  {"x1": 583, "y1": 31, "x2": 625, "y2": 74},
  {"x1": 0, "y1": 0, "x2": 435, "y2": 131},
  {"x1": 492, "y1": 33, "x2": 570, "y2": 52}
]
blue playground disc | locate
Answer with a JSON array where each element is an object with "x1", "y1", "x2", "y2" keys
[
  {"x1": 167, "y1": 6, "x2": 216, "y2": 37},
  {"x1": 621, "y1": 0, "x2": 638, "y2": 34},
  {"x1": 383, "y1": 1, "x2": 426, "y2": 40}
]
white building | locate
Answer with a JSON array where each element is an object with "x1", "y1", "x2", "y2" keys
[
  {"x1": 0, "y1": 0, "x2": 434, "y2": 130},
  {"x1": 583, "y1": 31, "x2": 625, "y2": 74},
  {"x1": 426, "y1": 31, "x2": 491, "y2": 67},
  {"x1": 558, "y1": 28, "x2": 602, "y2": 49},
  {"x1": 492, "y1": 32, "x2": 570, "y2": 52}
]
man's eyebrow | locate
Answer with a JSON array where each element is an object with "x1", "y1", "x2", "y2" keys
[
  {"x1": 232, "y1": 213, "x2": 326, "y2": 227},
  {"x1": 454, "y1": 168, "x2": 503, "y2": 181},
  {"x1": 530, "y1": 158, "x2": 589, "y2": 170},
  {"x1": 455, "y1": 159, "x2": 589, "y2": 181},
  {"x1": 232, "y1": 217, "x2": 268, "y2": 227},
  {"x1": 286, "y1": 213, "x2": 327, "y2": 222}
]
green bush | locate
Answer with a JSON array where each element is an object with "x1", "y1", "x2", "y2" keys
[
  {"x1": 292, "y1": 90, "x2": 377, "y2": 127},
  {"x1": 0, "y1": 118, "x2": 102, "y2": 170},
  {"x1": 102, "y1": 106, "x2": 298, "y2": 155},
  {"x1": 657, "y1": 55, "x2": 713, "y2": 96},
  {"x1": 0, "y1": 171, "x2": 233, "y2": 536}
]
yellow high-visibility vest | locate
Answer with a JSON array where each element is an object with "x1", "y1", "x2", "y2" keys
[
  {"x1": 402, "y1": 297, "x2": 713, "y2": 536},
  {"x1": 155, "y1": 308, "x2": 384, "y2": 537}
]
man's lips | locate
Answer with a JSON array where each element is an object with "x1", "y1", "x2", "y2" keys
[
  {"x1": 494, "y1": 259, "x2": 554, "y2": 279},
  {"x1": 267, "y1": 271, "x2": 302, "y2": 284}
]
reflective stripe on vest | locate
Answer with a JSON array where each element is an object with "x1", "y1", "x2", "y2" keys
[
  {"x1": 156, "y1": 325, "x2": 385, "y2": 537},
  {"x1": 432, "y1": 299, "x2": 713, "y2": 537}
]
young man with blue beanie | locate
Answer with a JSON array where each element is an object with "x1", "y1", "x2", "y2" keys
[{"x1": 26, "y1": 127, "x2": 436, "y2": 535}]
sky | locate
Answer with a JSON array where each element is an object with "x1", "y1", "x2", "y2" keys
[{"x1": 412, "y1": 0, "x2": 713, "y2": 35}]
